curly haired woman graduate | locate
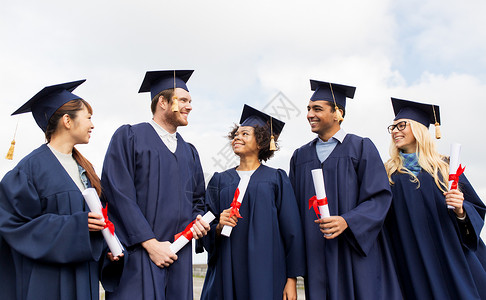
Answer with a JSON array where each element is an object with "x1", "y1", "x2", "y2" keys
[{"x1": 200, "y1": 105, "x2": 305, "y2": 300}]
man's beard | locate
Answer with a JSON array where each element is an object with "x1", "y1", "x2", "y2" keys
[{"x1": 166, "y1": 110, "x2": 188, "y2": 128}]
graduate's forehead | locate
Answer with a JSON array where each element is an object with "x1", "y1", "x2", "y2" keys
[
  {"x1": 174, "y1": 88, "x2": 191, "y2": 100},
  {"x1": 393, "y1": 118, "x2": 409, "y2": 125},
  {"x1": 77, "y1": 105, "x2": 91, "y2": 116},
  {"x1": 307, "y1": 100, "x2": 331, "y2": 109},
  {"x1": 236, "y1": 126, "x2": 255, "y2": 133}
]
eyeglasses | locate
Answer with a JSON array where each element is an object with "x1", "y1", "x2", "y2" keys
[{"x1": 387, "y1": 121, "x2": 408, "y2": 134}]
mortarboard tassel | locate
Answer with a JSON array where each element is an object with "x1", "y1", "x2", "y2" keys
[
  {"x1": 432, "y1": 105, "x2": 440, "y2": 139},
  {"x1": 269, "y1": 116, "x2": 277, "y2": 150},
  {"x1": 171, "y1": 96, "x2": 179, "y2": 112},
  {"x1": 171, "y1": 70, "x2": 179, "y2": 112},
  {"x1": 6, "y1": 117, "x2": 19, "y2": 160},
  {"x1": 269, "y1": 135, "x2": 276, "y2": 151},
  {"x1": 435, "y1": 122, "x2": 441, "y2": 139},
  {"x1": 5, "y1": 140, "x2": 15, "y2": 160},
  {"x1": 329, "y1": 83, "x2": 344, "y2": 123}
]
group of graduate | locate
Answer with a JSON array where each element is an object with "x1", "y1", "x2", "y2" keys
[{"x1": 0, "y1": 69, "x2": 485, "y2": 300}]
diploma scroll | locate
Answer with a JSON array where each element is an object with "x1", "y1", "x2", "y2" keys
[
  {"x1": 82, "y1": 188, "x2": 124, "y2": 257},
  {"x1": 221, "y1": 175, "x2": 251, "y2": 237},
  {"x1": 448, "y1": 143, "x2": 465, "y2": 209},
  {"x1": 170, "y1": 211, "x2": 216, "y2": 254},
  {"x1": 310, "y1": 169, "x2": 331, "y2": 236}
]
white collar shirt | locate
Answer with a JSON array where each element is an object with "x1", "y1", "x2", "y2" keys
[{"x1": 150, "y1": 120, "x2": 178, "y2": 153}]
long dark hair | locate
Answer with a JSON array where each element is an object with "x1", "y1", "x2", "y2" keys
[{"x1": 45, "y1": 99, "x2": 102, "y2": 196}]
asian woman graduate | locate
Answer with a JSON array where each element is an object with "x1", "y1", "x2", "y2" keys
[
  {"x1": 199, "y1": 105, "x2": 305, "y2": 300},
  {"x1": 384, "y1": 97, "x2": 486, "y2": 299},
  {"x1": 0, "y1": 80, "x2": 123, "y2": 300}
]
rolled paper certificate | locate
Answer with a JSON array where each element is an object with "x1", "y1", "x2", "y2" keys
[
  {"x1": 221, "y1": 175, "x2": 251, "y2": 237},
  {"x1": 170, "y1": 211, "x2": 216, "y2": 254},
  {"x1": 310, "y1": 169, "x2": 331, "y2": 236},
  {"x1": 448, "y1": 143, "x2": 466, "y2": 209},
  {"x1": 310, "y1": 169, "x2": 330, "y2": 218},
  {"x1": 82, "y1": 188, "x2": 124, "y2": 257}
]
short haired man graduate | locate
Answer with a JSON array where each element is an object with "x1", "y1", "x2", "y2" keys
[
  {"x1": 101, "y1": 70, "x2": 210, "y2": 300},
  {"x1": 289, "y1": 80, "x2": 402, "y2": 300}
]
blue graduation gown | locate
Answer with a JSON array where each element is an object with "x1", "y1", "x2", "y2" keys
[
  {"x1": 200, "y1": 166, "x2": 306, "y2": 300},
  {"x1": 289, "y1": 135, "x2": 402, "y2": 300},
  {"x1": 0, "y1": 144, "x2": 105, "y2": 300},
  {"x1": 101, "y1": 123, "x2": 205, "y2": 300},
  {"x1": 385, "y1": 171, "x2": 486, "y2": 299}
]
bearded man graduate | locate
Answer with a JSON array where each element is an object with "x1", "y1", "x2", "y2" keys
[
  {"x1": 101, "y1": 70, "x2": 210, "y2": 300},
  {"x1": 289, "y1": 80, "x2": 402, "y2": 300}
]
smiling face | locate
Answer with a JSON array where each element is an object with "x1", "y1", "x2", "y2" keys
[
  {"x1": 70, "y1": 106, "x2": 94, "y2": 145},
  {"x1": 231, "y1": 126, "x2": 260, "y2": 159},
  {"x1": 307, "y1": 100, "x2": 340, "y2": 140},
  {"x1": 390, "y1": 118, "x2": 416, "y2": 153},
  {"x1": 174, "y1": 88, "x2": 192, "y2": 126},
  {"x1": 162, "y1": 87, "x2": 192, "y2": 128}
]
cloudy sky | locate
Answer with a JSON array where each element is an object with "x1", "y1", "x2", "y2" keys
[{"x1": 1, "y1": 0, "x2": 485, "y2": 225}]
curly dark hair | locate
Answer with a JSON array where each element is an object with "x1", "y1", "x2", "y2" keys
[{"x1": 228, "y1": 124, "x2": 279, "y2": 162}]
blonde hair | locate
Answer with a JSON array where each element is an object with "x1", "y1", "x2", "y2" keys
[{"x1": 384, "y1": 119, "x2": 449, "y2": 193}]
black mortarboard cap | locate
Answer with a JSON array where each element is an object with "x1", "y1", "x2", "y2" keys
[
  {"x1": 138, "y1": 70, "x2": 194, "y2": 100},
  {"x1": 310, "y1": 80, "x2": 356, "y2": 108},
  {"x1": 11, "y1": 79, "x2": 86, "y2": 132},
  {"x1": 391, "y1": 97, "x2": 440, "y2": 127},
  {"x1": 239, "y1": 104, "x2": 285, "y2": 137}
]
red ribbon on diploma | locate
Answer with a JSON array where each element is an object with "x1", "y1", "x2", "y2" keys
[
  {"x1": 102, "y1": 204, "x2": 115, "y2": 235},
  {"x1": 449, "y1": 164, "x2": 465, "y2": 190},
  {"x1": 308, "y1": 195, "x2": 328, "y2": 218},
  {"x1": 174, "y1": 221, "x2": 195, "y2": 241},
  {"x1": 229, "y1": 188, "x2": 242, "y2": 219}
]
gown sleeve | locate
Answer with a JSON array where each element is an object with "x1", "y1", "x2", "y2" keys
[
  {"x1": 189, "y1": 143, "x2": 207, "y2": 254},
  {"x1": 340, "y1": 138, "x2": 393, "y2": 256},
  {"x1": 0, "y1": 168, "x2": 102, "y2": 264},
  {"x1": 200, "y1": 172, "x2": 222, "y2": 259},
  {"x1": 99, "y1": 248, "x2": 126, "y2": 292},
  {"x1": 101, "y1": 125, "x2": 155, "y2": 246},
  {"x1": 453, "y1": 174, "x2": 486, "y2": 250},
  {"x1": 275, "y1": 169, "x2": 306, "y2": 278},
  {"x1": 288, "y1": 150, "x2": 300, "y2": 215},
  {"x1": 289, "y1": 152, "x2": 297, "y2": 189},
  {"x1": 188, "y1": 143, "x2": 206, "y2": 220}
]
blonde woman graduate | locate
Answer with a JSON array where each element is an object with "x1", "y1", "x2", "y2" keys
[
  {"x1": 0, "y1": 80, "x2": 124, "y2": 300},
  {"x1": 384, "y1": 97, "x2": 486, "y2": 299}
]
